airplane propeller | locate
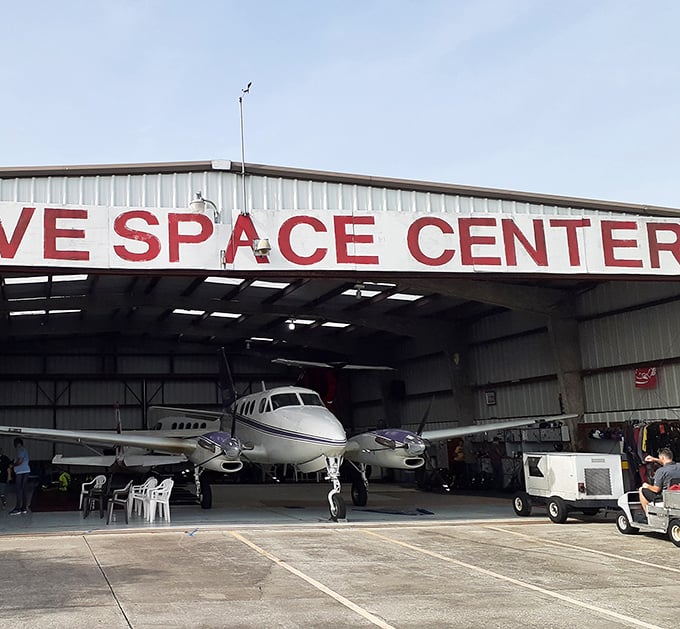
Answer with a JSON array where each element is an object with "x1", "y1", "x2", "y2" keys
[
  {"x1": 415, "y1": 396, "x2": 435, "y2": 436},
  {"x1": 218, "y1": 347, "x2": 238, "y2": 438}
]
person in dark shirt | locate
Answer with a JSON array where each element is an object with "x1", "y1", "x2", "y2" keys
[
  {"x1": 0, "y1": 448, "x2": 11, "y2": 508},
  {"x1": 639, "y1": 447, "x2": 680, "y2": 513}
]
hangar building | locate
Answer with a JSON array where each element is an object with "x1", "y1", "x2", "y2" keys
[{"x1": 1, "y1": 159, "x2": 679, "y2": 470}]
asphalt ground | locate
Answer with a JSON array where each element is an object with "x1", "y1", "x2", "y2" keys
[{"x1": 1, "y1": 484, "x2": 679, "y2": 628}]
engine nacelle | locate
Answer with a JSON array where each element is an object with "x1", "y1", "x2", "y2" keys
[
  {"x1": 346, "y1": 429, "x2": 426, "y2": 470},
  {"x1": 188, "y1": 431, "x2": 243, "y2": 473}
]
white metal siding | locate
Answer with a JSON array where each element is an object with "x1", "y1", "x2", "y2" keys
[
  {"x1": 1, "y1": 170, "x2": 628, "y2": 219},
  {"x1": 580, "y1": 300, "x2": 680, "y2": 369},
  {"x1": 469, "y1": 331, "x2": 554, "y2": 384}
]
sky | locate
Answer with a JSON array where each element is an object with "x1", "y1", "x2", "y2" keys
[{"x1": 1, "y1": 1, "x2": 679, "y2": 207}]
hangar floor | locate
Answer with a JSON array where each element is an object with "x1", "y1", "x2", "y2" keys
[
  {"x1": 0, "y1": 482, "x2": 515, "y2": 535},
  {"x1": 2, "y1": 484, "x2": 679, "y2": 628}
]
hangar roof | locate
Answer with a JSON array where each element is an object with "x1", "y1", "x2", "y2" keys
[{"x1": 0, "y1": 161, "x2": 674, "y2": 364}]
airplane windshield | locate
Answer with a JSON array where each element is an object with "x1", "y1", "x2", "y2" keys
[
  {"x1": 300, "y1": 392, "x2": 324, "y2": 406},
  {"x1": 271, "y1": 393, "x2": 300, "y2": 409}
]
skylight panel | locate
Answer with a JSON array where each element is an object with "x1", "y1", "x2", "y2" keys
[
  {"x1": 4, "y1": 276, "x2": 49, "y2": 285},
  {"x1": 48, "y1": 309, "x2": 81, "y2": 314},
  {"x1": 9, "y1": 310, "x2": 46, "y2": 316},
  {"x1": 172, "y1": 309, "x2": 205, "y2": 316},
  {"x1": 292, "y1": 318, "x2": 314, "y2": 325},
  {"x1": 52, "y1": 275, "x2": 88, "y2": 282},
  {"x1": 341, "y1": 289, "x2": 381, "y2": 298},
  {"x1": 322, "y1": 321, "x2": 350, "y2": 328},
  {"x1": 251, "y1": 280, "x2": 290, "y2": 290},
  {"x1": 250, "y1": 336, "x2": 274, "y2": 342},
  {"x1": 387, "y1": 293, "x2": 423, "y2": 302},
  {"x1": 205, "y1": 277, "x2": 244, "y2": 285},
  {"x1": 210, "y1": 312, "x2": 241, "y2": 319}
]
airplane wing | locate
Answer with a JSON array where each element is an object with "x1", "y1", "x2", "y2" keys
[
  {"x1": 0, "y1": 425, "x2": 200, "y2": 456},
  {"x1": 272, "y1": 358, "x2": 395, "y2": 371},
  {"x1": 420, "y1": 414, "x2": 577, "y2": 442}
]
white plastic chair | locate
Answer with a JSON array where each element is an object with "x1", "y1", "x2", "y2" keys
[
  {"x1": 79, "y1": 474, "x2": 107, "y2": 510},
  {"x1": 128, "y1": 477, "x2": 158, "y2": 518},
  {"x1": 146, "y1": 478, "x2": 174, "y2": 523}
]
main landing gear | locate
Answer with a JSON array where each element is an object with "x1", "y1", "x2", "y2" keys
[
  {"x1": 348, "y1": 462, "x2": 369, "y2": 507},
  {"x1": 194, "y1": 467, "x2": 212, "y2": 509},
  {"x1": 325, "y1": 456, "x2": 346, "y2": 521}
]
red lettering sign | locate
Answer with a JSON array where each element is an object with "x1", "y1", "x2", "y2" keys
[
  {"x1": 44, "y1": 208, "x2": 89, "y2": 261},
  {"x1": 502, "y1": 219, "x2": 547, "y2": 266},
  {"x1": 278, "y1": 216, "x2": 327, "y2": 265},
  {"x1": 459, "y1": 218, "x2": 501, "y2": 266},
  {"x1": 224, "y1": 214, "x2": 268, "y2": 265},
  {"x1": 406, "y1": 217, "x2": 455, "y2": 266},
  {"x1": 601, "y1": 220, "x2": 642, "y2": 268},
  {"x1": 647, "y1": 223, "x2": 680, "y2": 268},
  {"x1": 113, "y1": 211, "x2": 161, "y2": 262},
  {"x1": 168, "y1": 214, "x2": 213, "y2": 263},
  {"x1": 0, "y1": 207, "x2": 34, "y2": 258},
  {"x1": 548, "y1": 219, "x2": 591, "y2": 266},
  {"x1": 334, "y1": 216, "x2": 379, "y2": 265}
]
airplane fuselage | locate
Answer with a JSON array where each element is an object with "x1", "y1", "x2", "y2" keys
[{"x1": 227, "y1": 386, "x2": 347, "y2": 470}]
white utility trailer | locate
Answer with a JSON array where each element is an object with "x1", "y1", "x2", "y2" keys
[{"x1": 512, "y1": 452, "x2": 625, "y2": 523}]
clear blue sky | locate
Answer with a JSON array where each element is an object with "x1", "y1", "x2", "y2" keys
[{"x1": 2, "y1": 1, "x2": 679, "y2": 207}]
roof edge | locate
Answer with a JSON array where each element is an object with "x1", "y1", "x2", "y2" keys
[{"x1": 1, "y1": 159, "x2": 677, "y2": 216}]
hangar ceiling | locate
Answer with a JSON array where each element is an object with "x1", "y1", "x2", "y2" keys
[{"x1": 0, "y1": 270, "x2": 594, "y2": 363}]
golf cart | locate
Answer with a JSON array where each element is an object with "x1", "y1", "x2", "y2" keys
[{"x1": 616, "y1": 488, "x2": 680, "y2": 547}]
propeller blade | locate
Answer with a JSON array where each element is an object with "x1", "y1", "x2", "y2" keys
[
  {"x1": 416, "y1": 396, "x2": 435, "y2": 436},
  {"x1": 218, "y1": 348, "x2": 238, "y2": 437}
]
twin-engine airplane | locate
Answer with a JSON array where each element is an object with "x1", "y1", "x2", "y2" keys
[{"x1": 0, "y1": 353, "x2": 576, "y2": 520}]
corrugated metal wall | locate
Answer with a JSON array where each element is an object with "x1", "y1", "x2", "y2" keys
[{"x1": 0, "y1": 169, "x2": 619, "y2": 217}]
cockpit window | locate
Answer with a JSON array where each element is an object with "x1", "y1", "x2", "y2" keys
[
  {"x1": 300, "y1": 392, "x2": 324, "y2": 406},
  {"x1": 271, "y1": 393, "x2": 300, "y2": 409}
]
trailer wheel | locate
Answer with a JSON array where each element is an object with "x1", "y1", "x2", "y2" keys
[
  {"x1": 616, "y1": 511, "x2": 639, "y2": 535},
  {"x1": 668, "y1": 518, "x2": 680, "y2": 547},
  {"x1": 547, "y1": 496, "x2": 568, "y2": 523},
  {"x1": 512, "y1": 491, "x2": 532, "y2": 517}
]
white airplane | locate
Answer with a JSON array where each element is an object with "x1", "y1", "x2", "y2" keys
[{"x1": 0, "y1": 377, "x2": 575, "y2": 519}]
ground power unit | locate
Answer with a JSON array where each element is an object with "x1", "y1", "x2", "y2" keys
[{"x1": 512, "y1": 452, "x2": 624, "y2": 523}]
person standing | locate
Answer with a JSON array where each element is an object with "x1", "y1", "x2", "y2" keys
[
  {"x1": 9, "y1": 438, "x2": 30, "y2": 515},
  {"x1": 0, "y1": 448, "x2": 11, "y2": 508}
]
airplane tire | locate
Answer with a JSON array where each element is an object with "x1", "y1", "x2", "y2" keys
[
  {"x1": 547, "y1": 496, "x2": 568, "y2": 523},
  {"x1": 330, "y1": 494, "x2": 346, "y2": 521},
  {"x1": 200, "y1": 483, "x2": 213, "y2": 509},
  {"x1": 512, "y1": 491, "x2": 532, "y2": 517},
  {"x1": 668, "y1": 518, "x2": 680, "y2": 547},
  {"x1": 616, "y1": 511, "x2": 639, "y2": 535},
  {"x1": 351, "y1": 481, "x2": 368, "y2": 507}
]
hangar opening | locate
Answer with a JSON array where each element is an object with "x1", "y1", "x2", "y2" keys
[{"x1": 1, "y1": 160, "x2": 680, "y2": 517}]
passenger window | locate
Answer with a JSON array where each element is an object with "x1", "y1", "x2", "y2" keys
[
  {"x1": 259, "y1": 398, "x2": 267, "y2": 413},
  {"x1": 172, "y1": 422, "x2": 177, "y2": 430}
]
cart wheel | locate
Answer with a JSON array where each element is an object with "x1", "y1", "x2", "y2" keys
[
  {"x1": 547, "y1": 496, "x2": 568, "y2": 523},
  {"x1": 512, "y1": 491, "x2": 532, "y2": 517},
  {"x1": 616, "y1": 511, "x2": 639, "y2": 535},
  {"x1": 668, "y1": 518, "x2": 680, "y2": 547}
]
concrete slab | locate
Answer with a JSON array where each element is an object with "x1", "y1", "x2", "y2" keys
[{"x1": 1, "y1": 484, "x2": 678, "y2": 628}]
